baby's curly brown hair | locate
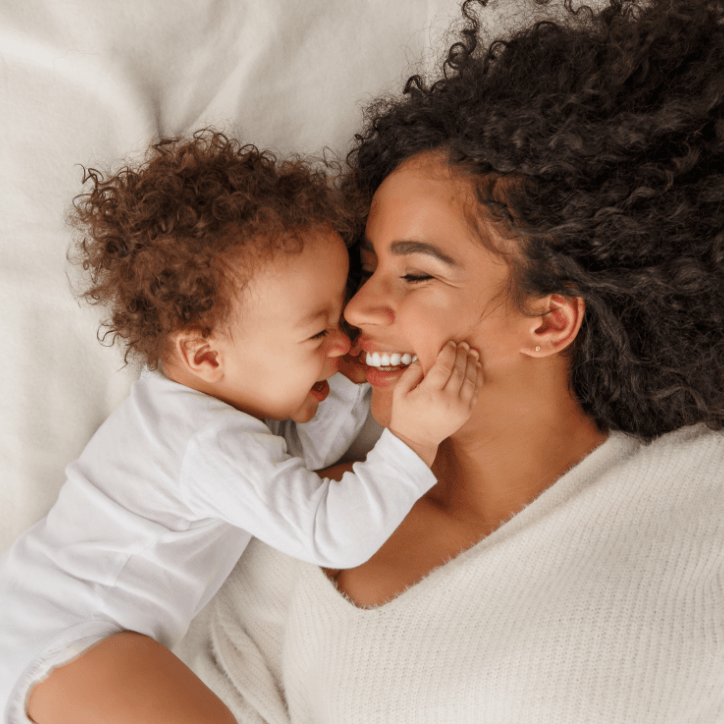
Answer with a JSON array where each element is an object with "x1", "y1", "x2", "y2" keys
[{"x1": 70, "y1": 130, "x2": 354, "y2": 368}]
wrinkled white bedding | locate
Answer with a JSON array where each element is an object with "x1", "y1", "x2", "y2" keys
[{"x1": 0, "y1": 0, "x2": 461, "y2": 555}]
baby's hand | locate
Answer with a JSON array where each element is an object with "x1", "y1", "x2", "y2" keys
[{"x1": 388, "y1": 341, "x2": 483, "y2": 467}]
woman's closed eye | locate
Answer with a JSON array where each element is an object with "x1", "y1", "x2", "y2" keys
[
  {"x1": 358, "y1": 269, "x2": 433, "y2": 284},
  {"x1": 310, "y1": 329, "x2": 329, "y2": 340},
  {"x1": 401, "y1": 273, "x2": 432, "y2": 283}
]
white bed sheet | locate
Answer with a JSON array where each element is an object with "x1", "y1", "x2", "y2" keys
[{"x1": 0, "y1": 0, "x2": 464, "y2": 555}]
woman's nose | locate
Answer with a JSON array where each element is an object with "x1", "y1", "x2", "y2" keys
[{"x1": 343, "y1": 276, "x2": 395, "y2": 328}]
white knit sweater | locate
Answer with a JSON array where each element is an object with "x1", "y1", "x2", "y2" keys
[{"x1": 175, "y1": 424, "x2": 724, "y2": 723}]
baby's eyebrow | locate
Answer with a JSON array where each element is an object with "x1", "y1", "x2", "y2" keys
[{"x1": 361, "y1": 236, "x2": 459, "y2": 268}]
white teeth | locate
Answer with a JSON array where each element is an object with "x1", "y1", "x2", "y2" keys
[{"x1": 365, "y1": 351, "x2": 416, "y2": 369}]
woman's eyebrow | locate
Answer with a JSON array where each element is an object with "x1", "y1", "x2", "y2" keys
[{"x1": 361, "y1": 236, "x2": 459, "y2": 267}]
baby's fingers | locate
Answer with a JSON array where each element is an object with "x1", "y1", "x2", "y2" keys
[
  {"x1": 458, "y1": 349, "x2": 483, "y2": 405},
  {"x1": 420, "y1": 340, "x2": 459, "y2": 390},
  {"x1": 394, "y1": 357, "x2": 424, "y2": 396},
  {"x1": 442, "y1": 341, "x2": 475, "y2": 393}
]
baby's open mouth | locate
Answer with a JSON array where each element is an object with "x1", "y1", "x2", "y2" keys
[
  {"x1": 364, "y1": 351, "x2": 417, "y2": 371},
  {"x1": 310, "y1": 380, "x2": 330, "y2": 401}
]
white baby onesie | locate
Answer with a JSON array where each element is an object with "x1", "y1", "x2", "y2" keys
[{"x1": 0, "y1": 370, "x2": 434, "y2": 724}]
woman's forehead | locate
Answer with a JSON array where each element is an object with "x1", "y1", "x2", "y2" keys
[
  {"x1": 368, "y1": 162, "x2": 470, "y2": 237},
  {"x1": 375, "y1": 152, "x2": 459, "y2": 196},
  {"x1": 366, "y1": 157, "x2": 512, "y2": 264}
]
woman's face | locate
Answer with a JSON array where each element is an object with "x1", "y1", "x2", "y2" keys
[{"x1": 343, "y1": 154, "x2": 537, "y2": 428}]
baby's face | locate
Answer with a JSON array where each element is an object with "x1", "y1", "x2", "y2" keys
[{"x1": 215, "y1": 229, "x2": 351, "y2": 423}]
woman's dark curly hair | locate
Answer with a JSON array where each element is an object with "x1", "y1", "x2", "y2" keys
[
  {"x1": 71, "y1": 130, "x2": 353, "y2": 368},
  {"x1": 345, "y1": 0, "x2": 724, "y2": 442}
]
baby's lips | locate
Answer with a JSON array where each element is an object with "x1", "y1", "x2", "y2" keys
[{"x1": 338, "y1": 348, "x2": 368, "y2": 384}]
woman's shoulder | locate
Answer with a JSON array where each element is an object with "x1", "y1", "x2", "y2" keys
[
  {"x1": 559, "y1": 423, "x2": 724, "y2": 533},
  {"x1": 625, "y1": 423, "x2": 724, "y2": 479}
]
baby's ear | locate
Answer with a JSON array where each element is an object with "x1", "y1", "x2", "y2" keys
[
  {"x1": 520, "y1": 294, "x2": 585, "y2": 358},
  {"x1": 172, "y1": 330, "x2": 223, "y2": 383}
]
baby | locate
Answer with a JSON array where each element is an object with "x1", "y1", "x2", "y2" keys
[{"x1": 0, "y1": 131, "x2": 482, "y2": 723}]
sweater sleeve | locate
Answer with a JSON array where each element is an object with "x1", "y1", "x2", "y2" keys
[
  {"x1": 266, "y1": 374, "x2": 371, "y2": 471},
  {"x1": 180, "y1": 426, "x2": 435, "y2": 569}
]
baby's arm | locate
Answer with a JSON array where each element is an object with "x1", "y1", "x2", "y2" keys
[
  {"x1": 184, "y1": 342, "x2": 482, "y2": 569},
  {"x1": 268, "y1": 372, "x2": 369, "y2": 471},
  {"x1": 25, "y1": 347, "x2": 479, "y2": 724}
]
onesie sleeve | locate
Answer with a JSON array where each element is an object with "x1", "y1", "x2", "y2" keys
[
  {"x1": 266, "y1": 374, "x2": 371, "y2": 470},
  {"x1": 180, "y1": 426, "x2": 435, "y2": 569}
]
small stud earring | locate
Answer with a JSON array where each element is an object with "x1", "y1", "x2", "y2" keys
[{"x1": 535, "y1": 346, "x2": 541, "y2": 352}]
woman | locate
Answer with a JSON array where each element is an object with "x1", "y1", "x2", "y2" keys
[
  {"x1": 176, "y1": 0, "x2": 724, "y2": 721},
  {"x1": 27, "y1": 0, "x2": 724, "y2": 722}
]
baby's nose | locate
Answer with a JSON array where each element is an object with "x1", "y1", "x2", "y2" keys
[{"x1": 327, "y1": 328, "x2": 351, "y2": 357}]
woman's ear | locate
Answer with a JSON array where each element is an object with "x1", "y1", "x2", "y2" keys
[
  {"x1": 521, "y1": 294, "x2": 585, "y2": 358},
  {"x1": 171, "y1": 331, "x2": 224, "y2": 383}
]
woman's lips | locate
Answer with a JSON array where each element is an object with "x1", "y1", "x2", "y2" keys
[
  {"x1": 345, "y1": 339, "x2": 412, "y2": 387},
  {"x1": 362, "y1": 361, "x2": 408, "y2": 388}
]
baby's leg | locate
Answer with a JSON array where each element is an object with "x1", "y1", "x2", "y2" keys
[{"x1": 27, "y1": 632, "x2": 236, "y2": 724}]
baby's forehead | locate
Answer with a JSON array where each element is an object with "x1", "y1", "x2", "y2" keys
[{"x1": 229, "y1": 238, "x2": 347, "y2": 328}]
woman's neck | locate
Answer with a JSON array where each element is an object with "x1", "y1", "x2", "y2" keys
[
  {"x1": 327, "y1": 363, "x2": 609, "y2": 607},
  {"x1": 427, "y1": 381, "x2": 608, "y2": 536}
]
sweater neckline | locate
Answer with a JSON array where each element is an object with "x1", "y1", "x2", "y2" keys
[{"x1": 311, "y1": 429, "x2": 639, "y2": 613}]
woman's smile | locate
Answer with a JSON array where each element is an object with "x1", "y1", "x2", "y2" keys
[
  {"x1": 364, "y1": 351, "x2": 417, "y2": 368},
  {"x1": 363, "y1": 361, "x2": 409, "y2": 388},
  {"x1": 353, "y1": 335, "x2": 418, "y2": 385}
]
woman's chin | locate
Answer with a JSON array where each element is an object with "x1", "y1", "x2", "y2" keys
[
  {"x1": 369, "y1": 385, "x2": 393, "y2": 429},
  {"x1": 364, "y1": 364, "x2": 414, "y2": 428}
]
